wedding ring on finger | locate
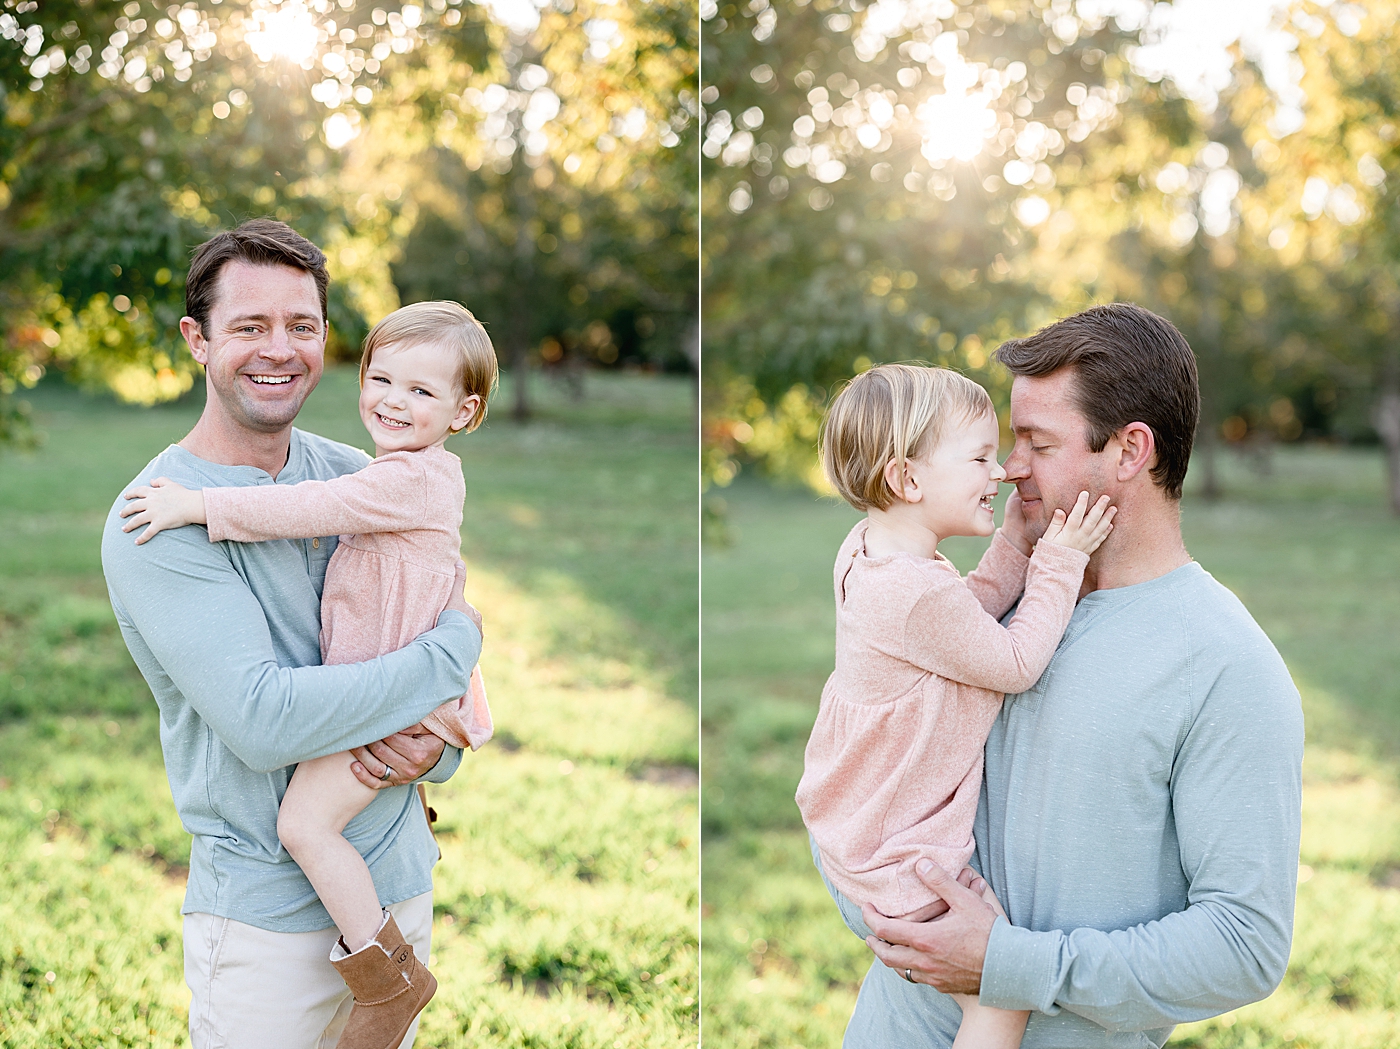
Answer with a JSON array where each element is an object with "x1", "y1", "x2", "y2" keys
[
  {"x1": 380, "y1": 764, "x2": 394, "y2": 782},
  {"x1": 904, "y1": 968, "x2": 915, "y2": 983}
]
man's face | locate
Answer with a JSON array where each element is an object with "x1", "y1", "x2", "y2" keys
[
  {"x1": 1002, "y1": 369, "x2": 1113, "y2": 541},
  {"x1": 184, "y1": 261, "x2": 325, "y2": 435}
]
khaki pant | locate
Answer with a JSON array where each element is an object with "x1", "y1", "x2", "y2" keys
[{"x1": 184, "y1": 892, "x2": 433, "y2": 1049}]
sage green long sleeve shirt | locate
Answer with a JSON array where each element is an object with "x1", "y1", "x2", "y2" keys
[
  {"x1": 844, "y1": 561, "x2": 1304, "y2": 1048},
  {"x1": 101, "y1": 429, "x2": 481, "y2": 933}
]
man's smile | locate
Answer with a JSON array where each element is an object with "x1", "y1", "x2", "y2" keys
[{"x1": 247, "y1": 374, "x2": 295, "y2": 385}]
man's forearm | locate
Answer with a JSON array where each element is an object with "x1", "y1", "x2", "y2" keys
[
  {"x1": 220, "y1": 612, "x2": 482, "y2": 771},
  {"x1": 980, "y1": 898, "x2": 1291, "y2": 1031},
  {"x1": 105, "y1": 521, "x2": 481, "y2": 771}
]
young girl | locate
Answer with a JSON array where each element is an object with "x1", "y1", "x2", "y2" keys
[
  {"x1": 120, "y1": 300, "x2": 497, "y2": 1049},
  {"x1": 794, "y1": 363, "x2": 1114, "y2": 1049}
]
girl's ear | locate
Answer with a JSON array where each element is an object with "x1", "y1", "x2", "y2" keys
[
  {"x1": 450, "y1": 393, "x2": 483, "y2": 434},
  {"x1": 882, "y1": 458, "x2": 922, "y2": 504}
]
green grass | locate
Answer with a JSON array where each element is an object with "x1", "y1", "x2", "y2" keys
[
  {"x1": 701, "y1": 446, "x2": 1400, "y2": 1049},
  {"x1": 0, "y1": 368, "x2": 698, "y2": 1048}
]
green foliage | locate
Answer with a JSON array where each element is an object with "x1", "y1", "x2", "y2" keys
[
  {"x1": 701, "y1": 0, "x2": 1138, "y2": 400},
  {"x1": 702, "y1": 455, "x2": 1400, "y2": 1048},
  {"x1": 700, "y1": 1, "x2": 1400, "y2": 510},
  {"x1": 387, "y1": 0, "x2": 698, "y2": 405},
  {"x1": 0, "y1": 371, "x2": 697, "y2": 1047},
  {"x1": 2, "y1": 0, "x2": 696, "y2": 435}
]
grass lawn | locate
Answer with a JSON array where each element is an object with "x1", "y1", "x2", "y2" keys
[
  {"x1": 701, "y1": 446, "x2": 1400, "y2": 1049},
  {"x1": 0, "y1": 368, "x2": 698, "y2": 1048}
]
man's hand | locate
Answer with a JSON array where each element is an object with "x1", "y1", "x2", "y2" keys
[
  {"x1": 861, "y1": 860, "x2": 999, "y2": 994},
  {"x1": 443, "y1": 559, "x2": 484, "y2": 637},
  {"x1": 349, "y1": 725, "x2": 447, "y2": 790},
  {"x1": 1000, "y1": 490, "x2": 1035, "y2": 557}
]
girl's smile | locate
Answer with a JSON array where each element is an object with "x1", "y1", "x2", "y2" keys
[{"x1": 358, "y1": 341, "x2": 481, "y2": 456}]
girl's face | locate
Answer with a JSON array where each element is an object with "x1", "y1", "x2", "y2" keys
[
  {"x1": 358, "y1": 341, "x2": 481, "y2": 456},
  {"x1": 902, "y1": 410, "x2": 1006, "y2": 540}
]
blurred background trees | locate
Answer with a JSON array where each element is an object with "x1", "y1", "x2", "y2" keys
[
  {"x1": 701, "y1": 0, "x2": 1400, "y2": 514},
  {"x1": 1, "y1": 0, "x2": 696, "y2": 439}
]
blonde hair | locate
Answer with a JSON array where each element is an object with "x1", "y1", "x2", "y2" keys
[
  {"x1": 359, "y1": 300, "x2": 498, "y2": 434},
  {"x1": 820, "y1": 363, "x2": 995, "y2": 511}
]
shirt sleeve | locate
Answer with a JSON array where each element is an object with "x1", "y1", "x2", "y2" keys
[
  {"x1": 963, "y1": 530, "x2": 1031, "y2": 620},
  {"x1": 102, "y1": 512, "x2": 480, "y2": 773},
  {"x1": 979, "y1": 649, "x2": 1305, "y2": 1030},
  {"x1": 903, "y1": 541, "x2": 1087, "y2": 696},
  {"x1": 418, "y1": 744, "x2": 463, "y2": 784},
  {"x1": 202, "y1": 453, "x2": 428, "y2": 542}
]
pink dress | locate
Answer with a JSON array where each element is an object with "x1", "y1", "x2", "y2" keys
[
  {"x1": 795, "y1": 522, "x2": 1087, "y2": 919},
  {"x1": 202, "y1": 443, "x2": 492, "y2": 750}
]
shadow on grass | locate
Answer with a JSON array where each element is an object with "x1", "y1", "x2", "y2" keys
[
  {"x1": 0, "y1": 371, "x2": 699, "y2": 1048},
  {"x1": 702, "y1": 448, "x2": 1400, "y2": 1049}
]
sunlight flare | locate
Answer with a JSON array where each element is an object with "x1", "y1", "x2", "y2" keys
[{"x1": 244, "y1": 1, "x2": 320, "y2": 65}]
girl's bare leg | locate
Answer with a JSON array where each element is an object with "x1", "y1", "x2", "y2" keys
[
  {"x1": 950, "y1": 994, "x2": 1029, "y2": 1049},
  {"x1": 277, "y1": 752, "x2": 384, "y2": 951},
  {"x1": 949, "y1": 872, "x2": 1029, "y2": 1049}
]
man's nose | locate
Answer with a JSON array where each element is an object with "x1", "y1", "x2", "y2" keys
[
  {"x1": 259, "y1": 325, "x2": 295, "y2": 361},
  {"x1": 1002, "y1": 443, "x2": 1030, "y2": 483}
]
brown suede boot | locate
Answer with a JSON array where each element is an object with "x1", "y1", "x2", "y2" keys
[{"x1": 330, "y1": 913, "x2": 437, "y2": 1049}]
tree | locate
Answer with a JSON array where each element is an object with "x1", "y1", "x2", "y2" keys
[
  {"x1": 381, "y1": 0, "x2": 697, "y2": 419},
  {"x1": 1, "y1": 0, "x2": 695, "y2": 439},
  {"x1": 1257, "y1": 0, "x2": 1400, "y2": 513},
  {"x1": 701, "y1": 0, "x2": 1159, "y2": 486}
]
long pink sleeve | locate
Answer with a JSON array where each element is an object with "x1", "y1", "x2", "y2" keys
[
  {"x1": 201, "y1": 444, "x2": 492, "y2": 755},
  {"x1": 203, "y1": 452, "x2": 430, "y2": 542},
  {"x1": 905, "y1": 539, "x2": 1087, "y2": 695},
  {"x1": 796, "y1": 520, "x2": 1089, "y2": 919},
  {"x1": 964, "y1": 529, "x2": 1031, "y2": 619}
]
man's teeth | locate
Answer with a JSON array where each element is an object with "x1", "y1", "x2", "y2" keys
[{"x1": 249, "y1": 375, "x2": 292, "y2": 385}]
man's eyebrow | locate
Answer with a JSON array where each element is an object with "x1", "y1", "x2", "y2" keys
[{"x1": 223, "y1": 311, "x2": 322, "y2": 325}]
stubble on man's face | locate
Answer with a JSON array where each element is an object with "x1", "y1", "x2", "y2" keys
[
  {"x1": 1004, "y1": 371, "x2": 1112, "y2": 541},
  {"x1": 194, "y1": 261, "x2": 326, "y2": 436}
]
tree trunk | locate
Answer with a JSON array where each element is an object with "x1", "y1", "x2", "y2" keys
[
  {"x1": 1377, "y1": 353, "x2": 1400, "y2": 515},
  {"x1": 1197, "y1": 424, "x2": 1222, "y2": 501},
  {"x1": 509, "y1": 320, "x2": 531, "y2": 422},
  {"x1": 508, "y1": 163, "x2": 537, "y2": 423},
  {"x1": 1193, "y1": 250, "x2": 1224, "y2": 500}
]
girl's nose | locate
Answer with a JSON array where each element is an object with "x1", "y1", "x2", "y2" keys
[{"x1": 991, "y1": 461, "x2": 1007, "y2": 481}]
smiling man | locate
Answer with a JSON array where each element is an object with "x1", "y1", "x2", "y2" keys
[
  {"x1": 846, "y1": 303, "x2": 1305, "y2": 1048},
  {"x1": 101, "y1": 220, "x2": 481, "y2": 1048}
]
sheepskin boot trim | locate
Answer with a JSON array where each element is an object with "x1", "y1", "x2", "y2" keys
[{"x1": 330, "y1": 913, "x2": 437, "y2": 1049}]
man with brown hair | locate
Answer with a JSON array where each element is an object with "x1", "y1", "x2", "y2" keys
[
  {"x1": 846, "y1": 304, "x2": 1305, "y2": 1048},
  {"x1": 101, "y1": 219, "x2": 480, "y2": 1047}
]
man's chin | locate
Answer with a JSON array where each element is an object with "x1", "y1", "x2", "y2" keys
[{"x1": 234, "y1": 398, "x2": 309, "y2": 434}]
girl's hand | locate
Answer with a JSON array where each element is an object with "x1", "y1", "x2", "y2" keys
[
  {"x1": 1000, "y1": 490, "x2": 1034, "y2": 557},
  {"x1": 119, "y1": 477, "x2": 207, "y2": 545},
  {"x1": 1040, "y1": 491, "x2": 1116, "y2": 555}
]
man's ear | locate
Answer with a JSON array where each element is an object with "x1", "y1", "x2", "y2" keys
[
  {"x1": 881, "y1": 457, "x2": 923, "y2": 504},
  {"x1": 179, "y1": 317, "x2": 208, "y2": 366},
  {"x1": 1113, "y1": 422, "x2": 1156, "y2": 483}
]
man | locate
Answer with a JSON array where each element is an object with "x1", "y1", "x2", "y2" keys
[
  {"x1": 101, "y1": 219, "x2": 481, "y2": 1048},
  {"x1": 849, "y1": 303, "x2": 1304, "y2": 1047}
]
